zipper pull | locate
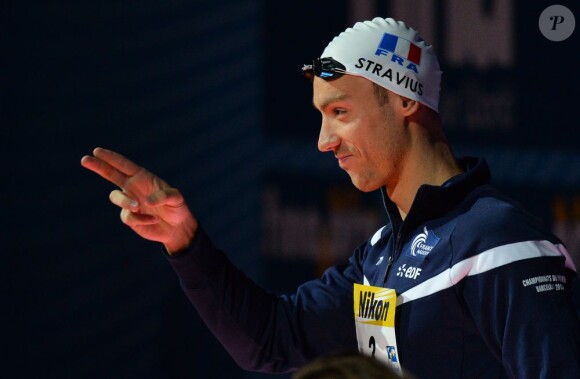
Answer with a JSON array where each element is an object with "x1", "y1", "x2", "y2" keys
[
  {"x1": 383, "y1": 228, "x2": 404, "y2": 284},
  {"x1": 382, "y1": 255, "x2": 394, "y2": 284}
]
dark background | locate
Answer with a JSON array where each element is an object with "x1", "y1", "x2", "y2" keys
[{"x1": 3, "y1": 1, "x2": 579, "y2": 378}]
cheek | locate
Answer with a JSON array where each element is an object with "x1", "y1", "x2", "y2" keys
[
  {"x1": 368, "y1": 124, "x2": 391, "y2": 153},
  {"x1": 365, "y1": 124, "x2": 404, "y2": 168}
]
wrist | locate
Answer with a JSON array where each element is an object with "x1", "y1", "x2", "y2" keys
[{"x1": 164, "y1": 218, "x2": 199, "y2": 255}]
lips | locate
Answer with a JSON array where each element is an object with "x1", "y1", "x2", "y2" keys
[{"x1": 336, "y1": 154, "x2": 353, "y2": 168}]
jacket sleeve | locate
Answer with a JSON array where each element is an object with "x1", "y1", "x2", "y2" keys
[
  {"x1": 459, "y1": 240, "x2": 580, "y2": 378},
  {"x1": 164, "y1": 226, "x2": 364, "y2": 373}
]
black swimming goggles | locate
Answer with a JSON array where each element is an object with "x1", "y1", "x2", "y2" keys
[{"x1": 301, "y1": 57, "x2": 347, "y2": 81}]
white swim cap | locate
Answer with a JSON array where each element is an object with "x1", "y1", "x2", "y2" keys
[{"x1": 321, "y1": 17, "x2": 441, "y2": 112}]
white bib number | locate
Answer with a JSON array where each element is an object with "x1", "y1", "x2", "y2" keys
[{"x1": 353, "y1": 283, "x2": 402, "y2": 375}]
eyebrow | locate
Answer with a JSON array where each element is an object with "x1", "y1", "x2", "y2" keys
[{"x1": 313, "y1": 93, "x2": 350, "y2": 111}]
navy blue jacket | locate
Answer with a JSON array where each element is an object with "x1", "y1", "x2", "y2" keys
[{"x1": 166, "y1": 157, "x2": 580, "y2": 378}]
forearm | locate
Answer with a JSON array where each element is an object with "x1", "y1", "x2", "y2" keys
[{"x1": 164, "y1": 227, "x2": 307, "y2": 373}]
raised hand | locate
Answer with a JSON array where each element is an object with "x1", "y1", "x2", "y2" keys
[{"x1": 81, "y1": 147, "x2": 198, "y2": 254}]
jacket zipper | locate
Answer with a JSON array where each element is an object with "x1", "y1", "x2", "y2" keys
[{"x1": 382, "y1": 229, "x2": 404, "y2": 284}]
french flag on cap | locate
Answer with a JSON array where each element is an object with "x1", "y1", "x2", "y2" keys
[{"x1": 377, "y1": 32, "x2": 422, "y2": 65}]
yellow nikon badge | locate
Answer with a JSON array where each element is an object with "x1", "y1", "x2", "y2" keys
[{"x1": 354, "y1": 283, "x2": 402, "y2": 375}]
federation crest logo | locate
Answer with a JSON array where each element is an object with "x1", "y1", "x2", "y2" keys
[{"x1": 408, "y1": 226, "x2": 440, "y2": 258}]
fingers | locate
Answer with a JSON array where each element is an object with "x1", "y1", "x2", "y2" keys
[
  {"x1": 111, "y1": 190, "x2": 158, "y2": 227},
  {"x1": 109, "y1": 188, "x2": 184, "y2": 210},
  {"x1": 109, "y1": 189, "x2": 139, "y2": 211},
  {"x1": 93, "y1": 147, "x2": 142, "y2": 177},
  {"x1": 80, "y1": 147, "x2": 143, "y2": 188},
  {"x1": 81, "y1": 155, "x2": 129, "y2": 189},
  {"x1": 146, "y1": 188, "x2": 185, "y2": 208},
  {"x1": 120, "y1": 208, "x2": 159, "y2": 227}
]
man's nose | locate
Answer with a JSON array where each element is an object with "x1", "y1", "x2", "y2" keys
[{"x1": 318, "y1": 121, "x2": 340, "y2": 152}]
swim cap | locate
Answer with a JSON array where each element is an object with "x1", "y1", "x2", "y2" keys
[{"x1": 321, "y1": 17, "x2": 441, "y2": 112}]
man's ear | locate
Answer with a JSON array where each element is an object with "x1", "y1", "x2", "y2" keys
[{"x1": 398, "y1": 96, "x2": 420, "y2": 116}]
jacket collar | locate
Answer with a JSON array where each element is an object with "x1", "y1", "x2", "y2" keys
[{"x1": 380, "y1": 156, "x2": 491, "y2": 234}]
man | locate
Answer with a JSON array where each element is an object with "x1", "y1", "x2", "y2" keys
[{"x1": 81, "y1": 17, "x2": 580, "y2": 377}]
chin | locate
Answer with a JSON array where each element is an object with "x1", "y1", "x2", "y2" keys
[{"x1": 350, "y1": 177, "x2": 380, "y2": 193}]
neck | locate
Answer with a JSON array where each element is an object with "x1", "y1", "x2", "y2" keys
[{"x1": 387, "y1": 125, "x2": 462, "y2": 220}]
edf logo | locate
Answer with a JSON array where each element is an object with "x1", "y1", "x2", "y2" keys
[
  {"x1": 539, "y1": 5, "x2": 576, "y2": 41},
  {"x1": 396, "y1": 264, "x2": 422, "y2": 280}
]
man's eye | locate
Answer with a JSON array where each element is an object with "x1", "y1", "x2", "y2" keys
[{"x1": 333, "y1": 108, "x2": 346, "y2": 116}]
